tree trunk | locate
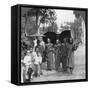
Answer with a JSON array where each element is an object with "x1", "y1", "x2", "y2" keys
[{"x1": 36, "y1": 10, "x2": 39, "y2": 34}]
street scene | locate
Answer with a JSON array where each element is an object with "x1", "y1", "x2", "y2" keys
[
  {"x1": 21, "y1": 7, "x2": 86, "y2": 83},
  {"x1": 31, "y1": 45, "x2": 85, "y2": 82}
]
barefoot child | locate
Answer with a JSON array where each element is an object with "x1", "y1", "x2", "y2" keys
[
  {"x1": 34, "y1": 47, "x2": 42, "y2": 77},
  {"x1": 23, "y1": 48, "x2": 33, "y2": 82}
]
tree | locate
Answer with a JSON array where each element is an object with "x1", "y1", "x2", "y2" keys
[
  {"x1": 66, "y1": 17, "x2": 83, "y2": 45},
  {"x1": 21, "y1": 8, "x2": 57, "y2": 51},
  {"x1": 41, "y1": 21, "x2": 58, "y2": 34},
  {"x1": 73, "y1": 10, "x2": 85, "y2": 21},
  {"x1": 73, "y1": 10, "x2": 86, "y2": 44},
  {"x1": 26, "y1": 8, "x2": 56, "y2": 34}
]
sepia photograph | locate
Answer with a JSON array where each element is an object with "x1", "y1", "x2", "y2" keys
[{"x1": 20, "y1": 6, "x2": 87, "y2": 83}]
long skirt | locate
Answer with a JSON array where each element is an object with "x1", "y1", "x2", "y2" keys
[
  {"x1": 67, "y1": 52, "x2": 74, "y2": 69},
  {"x1": 34, "y1": 64, "x2": 41, "y2": 77},
  {"x1": 55, "y1": 52, "x2": 61, "y2": 71},
  {"x1": 61, "y1": 56, "x2": 68, "y2": 71},
  {"x1": 47, "y1": 52, "x2": 53, "y2": 70}
]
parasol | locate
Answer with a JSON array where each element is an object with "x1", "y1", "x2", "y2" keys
[
  {"x1": 58, "y1": 30, "x2": 71, "y2": 43},
  {"x1": 43, "y1": 32, "x2": 57, "y2": 44},
  {"x1": 30, "y1": 33, "x2": 45, "y2": 37}
]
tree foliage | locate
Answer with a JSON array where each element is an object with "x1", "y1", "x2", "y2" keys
[
  {"x1": 67, "y1": 17, "x2": 83, "y2": 45},
  {"x1": 73, "y1": 10, "x2": 86, "y2": 45},
  {"x1": 42, "y1": 22, "x2": 58, "y2": 33},
  {"x1": 21, "y1": 8, "x2": 57, "y2": 51},
  {"x1": 22, "y1": 8, "x2": 56, "y2": 35},
  {"x1": 73, "y1": 10, "x2": 85, "y2": 21}
]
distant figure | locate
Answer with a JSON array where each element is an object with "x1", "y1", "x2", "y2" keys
[{"x1": 46, "y1": 38, "x2": 54, "y2": 71}]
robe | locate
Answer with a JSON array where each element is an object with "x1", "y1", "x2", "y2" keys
[
  {"x1": 67, "y1": 44, "x2": 74, "y2": 69},
  {"x1": 54, "y1": 44, "x2": 61, "y2": 71},
  {"x1": 46, "y1": 43, "x2": 54, "y2": 70}
]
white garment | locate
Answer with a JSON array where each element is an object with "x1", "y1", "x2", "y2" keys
[
  {"x1": 23, "y1": 55, "x2": 32, "y2": 66},
  {"x1": 33, "y1": 39, "x2": 37, "y2": 47},
  {"x1": 32, "y1": 51, "x2": 42, "y2": 64},
  {"x1": 35, "y1": 56, "x2": 42, "y2": 64},
  {"x1": 34, "y1": 53, "x2": 42, "y2": 65},
  {"x1": 33, "y1": 39, "x2": 37, "y2": 51}
]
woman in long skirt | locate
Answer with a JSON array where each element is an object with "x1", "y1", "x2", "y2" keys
[
  {"x1": 54, "y1": 39, "x2": 61, "y2": 71},
  {"x1": 46, "y1": 38, "x2": 54, "y2": 71}
]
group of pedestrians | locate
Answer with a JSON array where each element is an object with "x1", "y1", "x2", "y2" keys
[
  {"x1": 46, "y1": 38, "x2": 75, "y2": 73},
  {"x1": 21, "y1": 36, "x2": 76, "y2": 83}
]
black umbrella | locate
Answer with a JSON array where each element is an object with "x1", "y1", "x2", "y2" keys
[
  {"x1": 43, "y1": 32, "x2": 57, "y2": 44},
  {"x1": 58, "y1": 30, "x2": 71, "y2": 43}
]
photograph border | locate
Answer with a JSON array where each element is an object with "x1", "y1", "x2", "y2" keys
[{"x1": 17, "y1": 4, "x2": 88, "y2": 85}]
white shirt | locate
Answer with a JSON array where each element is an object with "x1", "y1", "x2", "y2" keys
[
  {"x1": 35, "y1": 56, "x2": 42, "y2": 64},
  {"x1": 23, "y1": 54, "x2": 32, "y2": 66},
  {"x1": 34, "y1": 53, "x2": 42, "y2": 64}
]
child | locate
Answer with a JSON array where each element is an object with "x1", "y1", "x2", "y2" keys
[
  {"x1": 34, "y1": 47, "x2": 42, "y2": 77},
  {"x1": 23, "y1": 48, "x2": 33, "y2": 82}
]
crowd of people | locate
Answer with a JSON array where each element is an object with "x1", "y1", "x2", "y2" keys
[{"x1": 21, "y1": 36, "x2": 77, "y2": 83}]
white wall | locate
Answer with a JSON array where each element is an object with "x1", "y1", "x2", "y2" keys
[{"x1": 0, "y1": 0, "x2": 89, "y2": 89}]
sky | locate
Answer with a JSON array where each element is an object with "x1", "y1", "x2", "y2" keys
[{"x1": 55, "y1": 10, "x2": 76, "y2": 28}]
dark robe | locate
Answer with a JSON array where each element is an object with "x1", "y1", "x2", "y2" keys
[
  {"x1": 46, "y1": 43, "x2": 54, "y2": 70},
  {"x1": 67, "y1": 43, "x2": 74, "y2": 70},
  {"x1": 54, "y1": 43, "x2": 61, "y2": 71},
  {"x1": 60, "y1": 43, "x2": 69, "y2": 71}
]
